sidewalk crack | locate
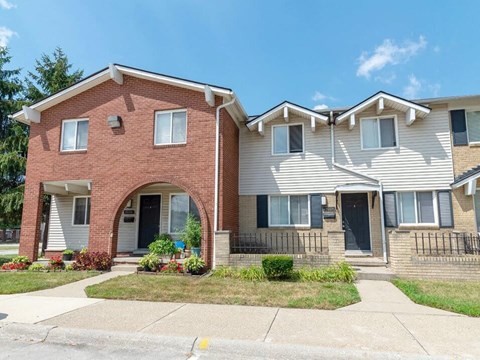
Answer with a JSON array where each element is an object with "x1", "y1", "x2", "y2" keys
[
  {"x1": 138, "y1": 303, "x2": 187, "y2": 332},
  {"x1": 393, "y1": 313, "x2": 429, "y2": 355},
  {"x1": 41, "y1": 325, "x2": 58, "y2": 343},
  {"x1": 263, "y1": 308, "x2": 279, "y2": 342}
]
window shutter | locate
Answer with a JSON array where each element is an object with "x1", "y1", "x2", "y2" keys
[
  {"x1": 450, "y1": 110, "x2": 468, "y2": 146},
  {"x1": 438, "y1": 191, "x2": 454, "y2": 228},
  {"x1": 256, "y1": 195, "x2": 268, "y2": 228},
  {"x1": 289, "y1": 125, "x2": 303, "y2": 153},
  {"x1": 383, "y1": 192, "x2": 397, "y2": 227},
  {"x1": 310, "y1": 194, "x2": 323, "y2": 228}
]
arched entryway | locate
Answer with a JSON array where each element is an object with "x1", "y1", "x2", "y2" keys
[{"x1": 111, "y1": 177, "x2": 210, "y2": 264}]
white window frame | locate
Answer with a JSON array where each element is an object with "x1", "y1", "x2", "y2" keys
[
  {"x1": 465, "y1": 109, "x2": 480, "y2": 145},
  {"x1": 360, "y1": 115, "x2": 399, "y2": 151},
  {"x1": 72, "y1": 196, "x2": 91, "y2": 226},
  {"x1": 268, "y1": 194, "x2": 311, "y2": 227},
  {"x1": 396, "y1": 191, "x2": 438, "y2": 226},
  {"x1": 60, "y1": 118, "x2": 89, "y2": 152},
  {"x1": 154, "y1": 109, "x2": 188, "y2": 145},
  {"x1": 271, "y1": 123, "x2": 305, "y2": 156},
  {"x1": 168, "y1": 193, "x2": 195, "y2": 234}
]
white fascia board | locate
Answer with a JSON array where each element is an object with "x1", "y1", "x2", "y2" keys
[
  {"x1": 109, "y1": 64, "x2": 124, "y2": 85},
  {"x1": 452, "y1": 173, "x2": 480, "y2": 189},
  {"x1": 336, "y1": 92, "x2": 431, "y2": 123}
]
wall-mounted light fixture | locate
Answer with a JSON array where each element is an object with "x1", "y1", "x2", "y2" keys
[{"x1": 108, "y1": 115, "x2": 122, "y2": 128}]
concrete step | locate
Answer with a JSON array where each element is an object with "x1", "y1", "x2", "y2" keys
[
  {"x1": 354, "y1": 266, "x2": 396, "y2": 281},
  {"x1": 111, "y1": 264, "x2": 140, "y2": 272},
  {"x1": 346, "y1": 257, "x2": 386, "y2": 267}
]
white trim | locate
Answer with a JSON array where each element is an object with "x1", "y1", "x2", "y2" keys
[
  {"x1": 466, "y1": 109, "x2": 480, "y2": 145},
  {"x1": 60, "y1": 118, "x2": 89, "y2": 152},
  {"x1": 360, "y1": 115, "x2": 399, "y2": 151},
  {"x1": 154, "y1": 109, "x2": 188, "y2": 145},
  {"x1": 72, "y1": 196, "x2": 91, "y2": 226},
  {"x1": 136, "y1": 193, "x2": 162, "y2": 250},
  {"x1": 396, "y1": 191, "x2": 438, "y2": 226},
  {"x1": 271, "y1": 122, "x2": 305, "y2": 156},
  {"x1": 168, "y1": 193, "x2": 189, "y2": 235},
  {"x1": 268, "y1": 194, "x2": 311, "y2": 228}
]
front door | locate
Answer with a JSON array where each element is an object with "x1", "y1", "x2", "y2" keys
[
  {"x1": 138, "y1": 195, "x2": 161, "y2": 249},
  {"x1": 341, "y1": 193, "x2": 371, "y2": 251}
]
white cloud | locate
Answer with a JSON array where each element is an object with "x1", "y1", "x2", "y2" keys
[
  {"x1": 312, "y1": 91, "x2": 337, "y2": 102},
  {"x1": 403, "y1": 75, "x2": 422, "y2": 99},
  {"x1": 357, "y1": 36, "x2": 427, "y2": 78},
  {"x1": 0, "y1": 26, "x2": 17, "y2": 47},
  {"x1": 374, "y1": 73, "x2": 397, "y2": 84},
  {"x1": 433, "y1": 45, "x2": 440, "y2": 53},
  {"x1": 313, "y1": 104, "x2": 329, "y2": 111},
  {"x1": 0, "y1": 0, "x2": 16, "y2": 9}
]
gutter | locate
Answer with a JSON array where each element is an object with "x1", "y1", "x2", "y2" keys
[
  {"x1": 329, "y1": 112, "x2": 388, "y2": 263},
  {"x1": 213, "y1": 96, "x2": 236, "y2": 269}
]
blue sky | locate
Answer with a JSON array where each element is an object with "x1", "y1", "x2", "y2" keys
[{"x1": 1, "y1": 0, "x2": 480, "y2": 115}]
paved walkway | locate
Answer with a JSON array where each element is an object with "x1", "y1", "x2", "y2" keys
[{"x1": 1, "y1": 277, "x2": 479, "y2": 358}]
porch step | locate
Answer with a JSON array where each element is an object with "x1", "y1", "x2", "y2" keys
[
  {"x1": 113, "y1": 256, "x2": 143, "y2": 265},
  {"x1": 111, "y1": 264, "x2": 140, "y2": 272},
  {"x1": 345, "y1": 256, "x2": 386, "y2": 267},
  {"x1": 354, "y1": 266, "x2": 396, "y2": 281}
]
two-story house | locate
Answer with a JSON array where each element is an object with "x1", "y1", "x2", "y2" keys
[{"x1": 11, "y1": 64, "x2": 479, "y2": 271}]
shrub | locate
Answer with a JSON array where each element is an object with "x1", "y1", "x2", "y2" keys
[
  {"x1": 28, "y1": 263, "x2": 48, "y2": 272},
  {"x1": 12, "y1": 256, "x2": 30, "y2": 264},
  {"x1": 181, "y1": 215, "x2": 202, "y2": 248},
  {"x1": 160, "y1": 260, "x2": 183, "y2": 273},
  {"x1": 63, "y1": 249, "x2": 74, "y2": 255},
  {"x1": 262, "y1": 255, "x2": 293, "y2": 279},
  {"x1": 139, "y1": 253, "x2": 161, "y2": 271},
  {"x1": 239, "y1": 266, "x2": 265, "y2": 281},
  {"x1": 49, "y1": 256, "x2": 65, "y2": 270},
  {"x1": 183, "y1": 255, "x2": 205, "y2": 274},
  {"x1": 211, "y1": 266, "x2": 239, "y2": 279},
  {"x1": 65, "y1": 264, "x2": 75, "y2": 272},
  {"x1": 293, "y1": 262, "x2": 356, "y2": 283},
  {"x1": 1, "y1": 262, "x2": 28, "y2": 271},
  {"x1": 73, "y1": 251, "x2": 112, "y2": 271},
  {"x1": 148, "y1": 234, "x2": 176, "y2": 257}
]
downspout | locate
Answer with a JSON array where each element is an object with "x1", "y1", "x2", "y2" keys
[
  {"x1": 213, "y1": 96, "x2": 236, "y2": 268},
  {"x1": 329, "y1": 112, "x2": 388, "y2": 263}
]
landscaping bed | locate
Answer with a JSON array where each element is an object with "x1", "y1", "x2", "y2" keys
[
  {"x1": 0, "y1": 271, "x2": 99, "y2": 294},
  {"x1": 393, "y1": 279, "x2": 480, "y2": 317}
]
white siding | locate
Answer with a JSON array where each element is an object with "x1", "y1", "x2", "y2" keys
[
  {"x1": 240, "y1": 116, "x2": 369, "y2": 195},
  {"x1": 46, "y1": 195, "x2": 89, "y2": 251},
  {"x1": 335, "y1": 105, "x2": 454, "y2": 191},
  {"x1": 239, "y1": 105, "x2": 454, "y2": 195}
]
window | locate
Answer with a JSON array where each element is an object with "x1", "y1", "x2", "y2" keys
[
  {"x1": 61, "y1": 119, "x2": 89, "y2": 151},
  {"x1": 361, "y1": 117, "x2": 396, "y2": 149},
  {"x1": 73, "y1": 197, "x2": 91, "y2": 225},
  {"x1": 466, "y1": 111, "x2": 480, "y2": 144},
  {"x1": 272, "y1": 124, "x2": 303, "y2": 155},
  {"x1": 155, "y1": 110, "x2": 187, "y2": 145},
  {"x1": 169, "y1": 194, "x2": 199, "y2": 233},
  {"x1": 398, "y1": 191, "x2": 435, "y2": 225},
  {"x1": 269, "y1": 195, "x2": 309, "y2": 226}
]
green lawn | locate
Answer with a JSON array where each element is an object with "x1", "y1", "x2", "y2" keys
[
  {"x1": 85, "y1": 274, "x2": 360, "y2": 310},
  {"x1": 0, "y1": 245, "x2": 19, "y2": 251},
  {"x1": 0, "y1": 272, "x2": 99, "y2": 294},
  {"x1": 393, "y1": 279, "x2": 480, "y2": 317}
]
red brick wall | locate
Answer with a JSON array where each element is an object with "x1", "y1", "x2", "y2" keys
[{"x1": 19, "y1": 75, "x2": 239, "y2": 265}]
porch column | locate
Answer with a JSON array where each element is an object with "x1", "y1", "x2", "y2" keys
[
  {"x1": 328, "y1": 230, "x2": 345, "y2": 263},
  {"x1": 19, "y1": 181, "x2": 43, "y2": 261},
  {"x1": 214, "y1": 230, "x2": 231, "y2": 267}
]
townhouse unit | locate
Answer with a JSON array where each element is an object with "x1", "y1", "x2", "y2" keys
[{"x1": 12, "y1": 64, "x2": 480, "y2": 276}]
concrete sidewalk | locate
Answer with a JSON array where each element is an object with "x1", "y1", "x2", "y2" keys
[{"x1": 1, "y1": 277, "x2": 479, "y2": 358}]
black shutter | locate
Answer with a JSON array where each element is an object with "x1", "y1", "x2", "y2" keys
[
  {"x1": 256, "y1": 195, "x2": 268, "y2": 228},
  {"x1": 438, "y1": 191, "x2": 454, "y2": 228},
  {"x1": 310, "y1": 194, "x2": 323, "y2": 228},
  {"x1": 189, "y1": 197, "x2": 200, "y2": 221},
  {"x1": 450, "y1": 110, "x2": 468, "y2": 146},
  {"x1": 289, "y1": 125, "x2": 303, "y2": 153},
  {"x1": 383, "y1": 192, "x2": 397, "y2": 227}
]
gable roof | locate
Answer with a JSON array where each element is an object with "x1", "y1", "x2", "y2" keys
[
  {"x1": 451, "y1": 164, "x2": 480, "y2": 188},
  {"x1": 335, "y1": 91, "x2": 431, "y2": 124},
  {"x1": 246, "y1": 101, "x2": 329, "y2": 131},
  {"x1": 11, "y1": 64, "x2": 247, "y2": 124}
]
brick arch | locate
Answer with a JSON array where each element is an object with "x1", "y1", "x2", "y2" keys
[{"x1": 110, "y1": 175, "x2": 211, "y2": 263}]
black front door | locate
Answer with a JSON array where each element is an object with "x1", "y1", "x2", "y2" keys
[
  {"x1": 341, "y1": 193, "x2": 371, "y2": 251},
  {"x1": 138, "y1": 195, "x2": 161, "y2": 249}
]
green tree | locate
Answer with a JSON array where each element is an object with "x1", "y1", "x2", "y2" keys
[{"x1": 0, "y1": 47, "x2": 25, "y2": 227}]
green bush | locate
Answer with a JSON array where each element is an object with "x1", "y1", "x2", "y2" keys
[
  {"x1": 63, "y1": 249, "x2": 74, "y2": 255},
  {"x1": 28, "y1": 263, "x2": 48, "y2": 272},
  {"x1": 262, "y1": 255, "x2": 293, "y2": 279},
  {"x1": 148, "y1": 234, "x2": 176, "y2": 257},
  {"x1": 293, "y1": 262, "x2": 356, "y2": 283},
  {"x1": 239, "y1": 266, "x2": 265, "y2": 281},
  {"x1": 181, "y1": 215, "x2": 202, "y2": 248},
  {"x1": 211, "y1": 266, "x2": 239, "y2": 278},
  {"x1": 139, "y1": 253, "x2": 161, "y2": 271},
  {"x1": 12, "y1": 256, "x2": 30, "y2": 264},
  {"x1": 183, "y1": 255, "x2": 206, "y2": 274},
  {"x1": 65, "y1": 264, "x2": 75, "y2": 271}
]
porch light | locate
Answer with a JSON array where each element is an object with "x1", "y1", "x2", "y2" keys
[{"x1": 107, "y1": 115, "x2": 122, "y2": 128}]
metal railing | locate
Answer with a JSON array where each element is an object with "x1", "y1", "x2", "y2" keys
[
  {"x1": 413, "y1": 233, "x2": 480, "y2": 256},
  {"x1": 231, "y1": 232, "x2": 326, "y2": 255}
]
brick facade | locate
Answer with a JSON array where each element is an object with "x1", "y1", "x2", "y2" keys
[{"x1": 19, "y1": 75, "x2": 239, "y2": 265}]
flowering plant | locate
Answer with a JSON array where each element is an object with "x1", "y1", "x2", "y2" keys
[
  {"x1": 1, "y1": 262, "x2": 28, "y2": 271},
  {"x1": 49, "y1": 256, "x2": 65, "y2": 270},
  {"x1": 160, "y1": 260, "x2": 183, "y2": 273}
]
